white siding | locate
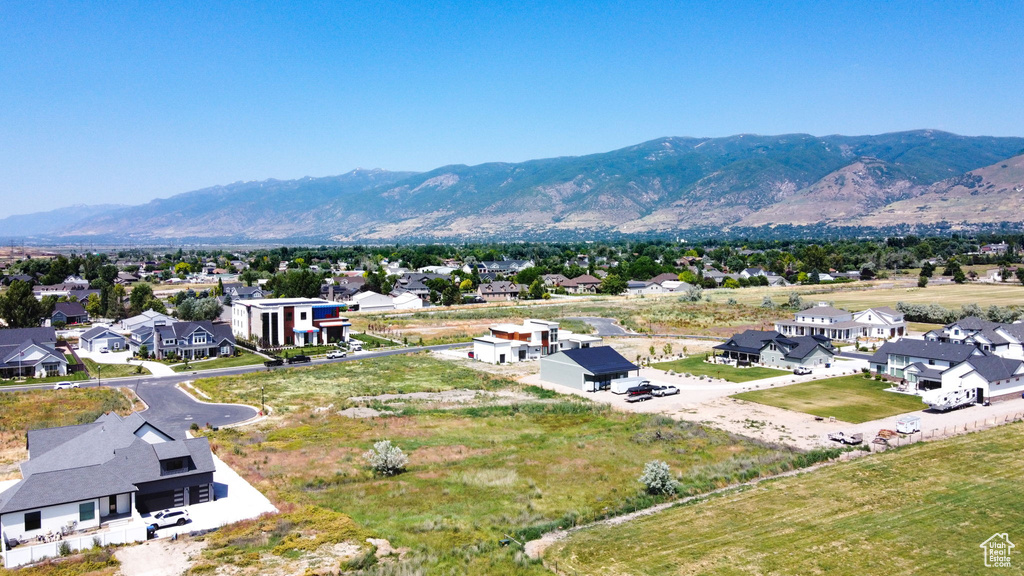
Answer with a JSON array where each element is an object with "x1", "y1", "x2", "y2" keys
[{"x1": 1, "y1": 499, "x2": 101, "y2": 542}]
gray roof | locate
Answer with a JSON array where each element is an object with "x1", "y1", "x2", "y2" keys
[
  {"x1": 714, "y1": 330, "x2": 833, "y2": 361},
  {"x1": 905, "y1": 362, "x2": 946, "y2": 381},
  {"x1": 80, "y1": 325, "x2": 123, "y2": 341},
  {"x1": 0, "y1": 465, "x2": 138, "y2": 514},
  {"x1": 951, "y1": 316, "x2": 998, "y2": 331},
  {"x1": 53, "y1": 301, "x2": 87, "y2": 317},
  {"x1": 0, "y1": 327, "x2": 56, "y2": 347},
  {"x1": 965, "y1": 356, "x2": 1023, "y2": 382},
  {"x1": 874, "y1": 339, "x2": 982, "y2": 364},
  {"x1": 797, "y1": 306, "x2": 850, "y2": 318},
  {"x1": 0, "y1": 413, "x2": 212, "y2": 514}
]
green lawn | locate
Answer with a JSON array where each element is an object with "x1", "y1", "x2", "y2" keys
[
  {"x1": 351, "y1": 332, "x2": 398, "y2": 349},
  {"x1": 732, "y1": 375, "x2": 926, "y2": 423},
  {"x1": 0, "y1": 371, "x2": 89, "y2": 386},
  {"x1": 548, "y1": 422, "x2": 1024, "y2": 576},
  {"x1": 652, "y1": 355, "x2": 789, "y2": 383},
  {"x1": 82, "y1": 358, "x2": 151, "y2": 378},
  {"x1": 194, "y1": 354, "x2": 825, "y2": 574},
  {"x1": 171, "y1": 350, "x2": 266, "y2": 372}
]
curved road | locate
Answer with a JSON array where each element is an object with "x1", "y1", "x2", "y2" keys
[
  {"x1": 2, "y1": 342, "x2": 469, "y2": 438},
  {"x1": 568, "y1": 316, "x2": 633, "y2": 336}
]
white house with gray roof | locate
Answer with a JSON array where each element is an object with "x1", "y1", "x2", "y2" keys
[
  {"x1": 775, "y1": 302, "x2": 906, "y2": 342},
  {"x1": 0, "y1": 413, "x2": 215, "y2": 567},
  {"x1": 0, "y1": 328, "x2": 67, "y2": 379}
]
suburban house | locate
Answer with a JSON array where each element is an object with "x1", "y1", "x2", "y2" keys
[
  {"x1": 625, "y1": 281, "x2": 665, "y2": 296},
  {"x1": 348, "y1": 291, "x2": 395, "y2": 313},
  {"x1": 0, "y1": 328, "x2": 67, "y2": 379},
  {"x1": 472, "y1": 319, "x2": 602, "y2": 364},
  {"x1": 739, "y1": 267, "x2": 767, "y2": 279},
  {"x1": 477, "y1": 281, "x2": 520, "y2": 302},
  {"x1": 79, "y1": 326, "x2": 127, "y2": 353},
  {"x1": 542, "y1": 274, "x2": 569, "y2": 287},
  {"x1": 905, "y1": 355, "x2": 1024, "y2": 403},
  {"x1": 561, "y1": 274, "x2": 602, "y2": 294},
  {"x1": 228, "y1": 286, "x2": 266, "y2": 300},
  {"x1": 774, "y1": 303, "x2": 906, "y2": 342},
  {"x1": 539, "y1": 347, "x2": 639, "y2": 391},
  {"x1": 0, "y1": 413, "x2": 215, "y2": 567},
  {"x1": 472, "y1": 260, "x2": 534, "y2": 276},
  {"x1": 923, "y1": 316, "x2": 1024, "y2": 360},
  {"x1": 116, "y1": 310, "x2": 176, "y2": 334},
  {"x1": 49, "y1": 302, "x2": 88, "y2": 326},
  {"x1": 232, "y1": 298, "x2": 350, "y2": 348},
  {"x1": 868, "y1": 339, "x2": 985, "y2": 380},
  {"x1": 115, "y1": 272, "x2": 139, "y2": 285},
  {"x1": 648, "y1": 272, "x2": 681, "y2": 286},
  {"x1": 395, "y1": 273, "x2": 448, "y2": 301},
  {"x1": 713, "y1": 330, "x2": 835, "y2": 369},
  {"x1": 129, "y1": 320, "x2": 235, "y2": 360}
]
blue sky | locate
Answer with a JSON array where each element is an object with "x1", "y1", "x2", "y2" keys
[{"x1": 1, "y1": 1, "x2": 1022, "y2": 218}]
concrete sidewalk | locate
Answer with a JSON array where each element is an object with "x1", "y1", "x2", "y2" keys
[{"x1": 77, "y1": 348, "x2": 177, "y2": 377}]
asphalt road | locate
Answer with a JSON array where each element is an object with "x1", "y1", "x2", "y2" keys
[
  {"x1": 568, "y1": 316, "x2": 633, "y2": 336},
  {"x1": 1, "y1": 342, "x2": 470, "y2": 438}
]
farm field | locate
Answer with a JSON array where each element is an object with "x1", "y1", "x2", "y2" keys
[
  {"x1": 546, "y1": 421, "x2": 1024, "y2": 576},
  {"x1": 193, "y1": 355, "x2": 829, "y2": 574},
  {"x1": 717, "y1": 281, "x2": 1024, "y2": 311},
  {"x1": 653, "y1": 355, "x2": 789, "y2": 383},
  {"x1": 732, "y1": 375, "x2": 926, "y2": 423}
]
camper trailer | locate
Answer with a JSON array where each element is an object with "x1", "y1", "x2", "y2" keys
[
  {"x1": 921, "y1": 388, "x2": 976, "y2": 412},
  {"x1": 610, "y1": 376, "x2": 648, "y2": 394}
]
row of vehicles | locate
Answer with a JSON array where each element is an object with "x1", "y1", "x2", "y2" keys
[{"x1": 263, "y1": 342, "x2": 361, "y2": 367}]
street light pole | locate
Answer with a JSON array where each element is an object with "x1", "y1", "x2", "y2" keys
[{"x1": 261, "y1": 383, "x2": 265, "y2": 415}]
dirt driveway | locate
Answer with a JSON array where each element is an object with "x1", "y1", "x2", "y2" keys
[{"x1": 115, "y1": 537, "x2": 205, "y2": 576}]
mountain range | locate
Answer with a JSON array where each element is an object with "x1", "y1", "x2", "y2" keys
[{"x1": 8, "y1": 130, "x2": 1024, "y2": 243}]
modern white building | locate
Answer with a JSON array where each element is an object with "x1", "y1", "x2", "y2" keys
[
  {"x1": 231, "y1": 298, "x2": 350, "y2": 349},
  {"x1": 349, "y1": 291, "x2": 396, "y2": 313},
  {"x1": 472, "y1": 319, "x2": 602, "y2": 364}
]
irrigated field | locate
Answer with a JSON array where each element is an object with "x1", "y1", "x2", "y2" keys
[
  {"x1": 547, "y1": 422, "x2": 1024, "y2": 575},
  {"x1": 193, "y1": 355, "x2": 834, "y2": 574},
  {"x1": 732, "y1": 375, "x2": 926, "y2": 423}
]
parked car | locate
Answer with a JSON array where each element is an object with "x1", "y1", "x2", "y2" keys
[
  {"x1": 150, "y1": 509, "x2": 190, "y2": 528},
  {"x1": 287, "y1": 355, "x2": 311, "y2": 364},
  {"x1": 625, "y1": 385, "x2": 654, "y2": 402},
  {"x1": 653, "y1": 385, "x2": 679, "y2": 397},
  {"x1": 264, "y1": 358, "x2": 283, "y2": 367},
  {"x1": 467, "y1": 351, "x2": 475, "y2": 359},
  {"x1": 349, "y1": 342, "x2": 363, "y2": 352},
  {"x1": 53, "y1": 381, "x2": 79, "y2": 390},
  {"x1": 99, "y1": 346, "x2": 109, "y2": 353},
  {"x1": 326, "y1": 349, "x2": 346, "y2": 359},
  {"x1": 793, "y1": 367, "x2": 812, "y2": 375}
]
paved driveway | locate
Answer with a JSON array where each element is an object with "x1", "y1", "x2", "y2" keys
[
  {"x1": 568, "y1": 316, "x2": 633, "y2": 336},
  {"x1": 77, "y1": 348, "x2": 177, "y2": 376},
  {"x1": 133, "y1": 380, "x2": 258, "y2": 439}
]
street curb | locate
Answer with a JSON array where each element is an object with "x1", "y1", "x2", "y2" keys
[{"x1": 174, "y1": 382, "x2": 269, "y2": 429}]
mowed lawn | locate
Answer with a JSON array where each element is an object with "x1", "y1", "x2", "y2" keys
[
  {"x1": 170, "y1": 349, "x2": 265, "y2": 372},
  {"x1": 547, "y1": 422, "x2": 1024, "y2": 576},
  {"x1": 83, "y1": 357, "x2": 151, "y2": 378},
  {"x1": 732, "y1": 375, "x2": 926, "y2": 423},
  {"x1": 653, "y1": 355, "x2": 789, "y2": 383}
]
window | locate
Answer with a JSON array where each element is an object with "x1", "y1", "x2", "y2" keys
[
  {"x1": 79, "y1": 502, "x2": 95, "y2": 522},
  {"x1": 286, "y1": 312, "x2": 293, "y2": 321},
  {"x1": 300, "y1": 312, "x2": 307, "y2": 320},
  {"x1": 24, "y1": 511, "x2": 41, "y2": 531},
  {"x1": 194, "y1": 334, "x2": 206, "y2": 345}
]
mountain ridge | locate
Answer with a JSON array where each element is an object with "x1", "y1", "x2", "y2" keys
[{"x1": 7, "y1": 131, "x2": 1024, "y2": 242}]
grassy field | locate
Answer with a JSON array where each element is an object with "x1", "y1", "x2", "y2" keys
[
  {"x1": 351, "y1": 332, "x2": 399, "y2": 348},
  {"x1": 171, "y1": 350, "x2": 265, "y2": 372},
  {"x1": 718, "y1": 281, "x2": 1024, "y2": 311},
  {"x1": 732, "y1": 375, "x2": 927, "y2": 423},
  {"x1": 548, "y1": 422, "x2": 1024, "y2": 575},
  {"x1": 192, "y1": 355, "x2": 829, "y2": 574},
  {"x1": 652, "y1": 355, "x2": 789, "y2": 383},
  {"x1": 83, "y1": 357, "x2": 151, "y2": 378}
]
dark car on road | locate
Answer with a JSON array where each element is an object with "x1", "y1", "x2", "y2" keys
[
  {"x1": 264, "y1": 358, "x2": 283, "y2": 367},
  {"x1": 287, "y1": 355, "x2": 311, "y2": 364}
]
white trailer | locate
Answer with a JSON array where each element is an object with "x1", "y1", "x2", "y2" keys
[
  {"x1": 610, "y1": 376, "x2": 648, "y2": 394},
  {"x1": 921, "y1": 388, "x2": 976, "y2": 412},
  {"x1": 896, "y1": 415, "x2": 921, "y2": 434}
]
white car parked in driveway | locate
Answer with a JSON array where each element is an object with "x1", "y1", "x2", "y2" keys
[{"x1": 149, "y1": 508, "x2": 190, "y2": 528}]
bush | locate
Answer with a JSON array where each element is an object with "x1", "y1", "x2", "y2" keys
[
  {"x1": 639, "y1": 460, "x2": 678, "y2": 495},
  {"x1": 363, "y1": 440, "x2": 408, "y2": 477}
]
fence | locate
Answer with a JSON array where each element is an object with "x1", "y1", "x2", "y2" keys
[
  {"x1": 3, "y1": 523, "x2": 147, "y2": 568},
  {"x1": 867, "y1": 412, "x2": 1024, "y2": 453}
]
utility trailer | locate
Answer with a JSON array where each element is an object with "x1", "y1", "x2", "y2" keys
[
  {"x1": 827, "y1": 431, "x2": 863, "y2": 445},
  {"x1": 896, "y1": 415, "x2": 921, "y2": 434},
  {"x1": 921, "y1": 388, "x2": 976, "y2": 412}
]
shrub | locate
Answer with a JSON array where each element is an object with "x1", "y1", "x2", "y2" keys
[
  {"x1": 58, "y1": 540, "x2": 72, "y2": 556},
  {"x1": 363, "y1": 440, "x2": 408, "y2": 477},
  {"x1": 639, "y1": 460, "x2": 678, "y2": 495}
]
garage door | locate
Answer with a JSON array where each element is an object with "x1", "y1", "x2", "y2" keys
[
  {"x1": 190, "y1": 483, "x2": 210, "y2": 505},
  {"x1": 136, "y1": 490, "x2": 175, "y2": 514}
]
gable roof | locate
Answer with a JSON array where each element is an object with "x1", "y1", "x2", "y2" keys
[
  {"x1": 0, "y1": 464, "x2": 138, "y2": 514},
  {"x1": 964, "y1": 355, "x2": 1024, "y2": 382},
  {"x1": 0, "y1": 327, "x2": 56, "y2": 347},
  {"x1": 559, "y1": 347, "x2": 638, "y2": 374},
  {"x1": 53, "y1": 301, "x2": 87, "y2": 317},
  {"x1": 797, "y1": 305, "x2": 850, "y2": 318},
  {"x1": 81, "y1": 325, "x2": 123, "y2": 341},
  {"x1": 649, "y1": 273, "x2": 680, "y2": 284},
  {"x1": 874, "y1": 339, "x2": 983, "y2": 363}
]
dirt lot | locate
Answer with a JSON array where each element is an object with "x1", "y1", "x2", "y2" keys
[{"x1": 115, "y1": 537, "x2": 206, "y2": 576}]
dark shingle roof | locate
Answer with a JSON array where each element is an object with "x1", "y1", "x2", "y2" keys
[
  {"x1": 53, "y1": 301, "x2": 87, "y2": 317},
  {"x1": 874, "y1": 339, "x2": 981, "y2": 363},
  {"x1": 0, "y1": 465, "x2": 138, "y2": 514},
  {"x1": 965, "y1": 356, "x2": 1023, "y2": 382},
  {"x1": 81, "y1": 325, "x2": 122, "y2": 341},
  {"x1": 952, "y1": 316, "x2": 998, "y2": 331},
  {"x1": 0, "y1": 327, "x2": 56, "y2": 347},
  {"x1": 560, "y1": 347, "x2": 638, "y2": 374}
]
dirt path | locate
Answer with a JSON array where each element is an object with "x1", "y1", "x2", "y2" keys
[{"x1": 115, "y1": 538, "x2": 206, "y2": 576}]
